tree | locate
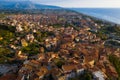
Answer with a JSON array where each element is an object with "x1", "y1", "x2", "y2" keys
[
  {"x1": 21, "y1": 42, "x2": 40, "y2": 56},
  {"x1": 0, "y1": 47, "x2": 14, "y2": 64},
  {"x1": 54, "y1": 58, "x2": 65, "y2": 68}
]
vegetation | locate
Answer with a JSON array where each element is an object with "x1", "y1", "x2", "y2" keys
[
  {"x1": 106, "y1": 25, "x2": 120, "y2": 36},
  {"x1": 109, "y1": 54, "x2": 120, "y2": 79},
  {"x1": 35, "y1": 31, "x2": 55, "y2": 42},
  {"x1": 69, "y1": 70, "x2": 93, "y2": 80},
  {"x1": 54, "y1": 58, "x2": 65, "y2": 68},
  {"x1": 0, "y1": 24, "x2": 16, "y2": 64},
  {"x1": 78, "y1": 70, "x2": 93, "y2": 80},
  {"x1": 0, "y1": 24, "x2": 15, "y2": 46},
  {"x1": 96, "y1": 31, "x2": 108, "y2": 40},
  {"x1": 97, "y1": 25, "x2": 120, "y2": 39},
  {"x1": 0, "y1": 47, "x2": 15, "y2": 64},
  {"x1": 21, "y1": 42, "x2": 40, "y2": 56},
  {"x1": 106, "y1": 40, "x2": 120, "y2": 47},
  {"x1": 94, "y1": 19, "x2": 103, "y2": 24},
  {"x1": 52, "y1": 24, "x2": 63, "y2": 28},
  {"x1": 0, "y1": 13, "x2": 6, "y2": 19}
]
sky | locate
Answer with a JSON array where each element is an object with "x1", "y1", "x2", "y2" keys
[{"x1": 30, "y1": 0, "x2": 120, "y2": 8}]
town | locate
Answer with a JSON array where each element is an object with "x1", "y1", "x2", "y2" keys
[{"x1": 0, "y1": 9, "x2": 120, "y2": 80}]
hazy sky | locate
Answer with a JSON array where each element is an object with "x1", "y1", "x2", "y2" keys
[{"x1": 30, "y1": 0, "x2": 120, "y2": 8}]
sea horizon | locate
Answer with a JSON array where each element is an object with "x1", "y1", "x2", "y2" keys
[{"x1": 70, "y1": 8, "x2": 120, "y2": 25}]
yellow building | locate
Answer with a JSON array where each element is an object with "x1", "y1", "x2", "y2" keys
[
  {"x1": 21, "y1": 39, "x2": 28, "y2": 47},
  {"x1": 0, "y1": 37, "x2": 3, "y2": 40}
]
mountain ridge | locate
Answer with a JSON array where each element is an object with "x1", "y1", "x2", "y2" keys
[{"x1": 0, "y1": 0, "x2": 61, "y2": 9}]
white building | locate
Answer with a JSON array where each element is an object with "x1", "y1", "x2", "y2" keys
[{"x1": 93, "y1": 71, "x2": 105, "y2": 80}]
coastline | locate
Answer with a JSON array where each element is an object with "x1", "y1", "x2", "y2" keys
[{"x1": 70, "y1": 8, "x2": 120, "y2": 25}]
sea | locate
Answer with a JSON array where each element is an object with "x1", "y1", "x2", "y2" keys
[{"x1": 70, "y1": 8, "x2": 120, "y2": 25}]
